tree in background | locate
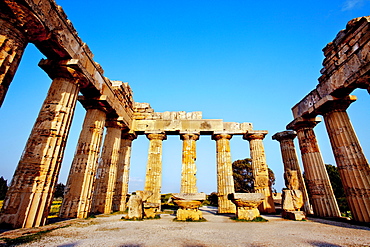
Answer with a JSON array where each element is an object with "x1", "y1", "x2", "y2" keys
[
  {"x1": 325, "y1": 164, "x2": 349, "y2": 213},
  {"x1": 232, "y1": 158, "x2": 275, "y2": 193},
  {"x1": 54, "y1": 183, "x2": 65, "y2": 199},
  {"x1": 0, "y1": 176, "x2": 8, "y2": 200}
]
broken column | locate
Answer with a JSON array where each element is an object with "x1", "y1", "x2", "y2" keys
[
  {"x1": 112, "y1": 132, "x2": 137, "y2": 212},
  {"x1": 60, "y1": 104, "x2": 106, "y2": 219},
  {"x1": 0, "y1": 65, "x2": 80, "y2": 228},
  {"x1": 244, "y1": 131, "x2": 276, "y2": 213},
  {"x1": 144, "y1": 133, "x2": 167, "y2": 205},
  {"x1": 172, "y1": 193, "x2": 206, "y2": 221},
  {"x1": 180, "y1": 133, "x2": 200, "y2": 194},
  {"x1": 212, "y1": 134, "x2": 236, "y2": 214},
  {"x1": 319, "y1": 96, "x2": 370, "y2": 222},
  {"x1": 0, "y1": 16, "x2": 28, "y2": 107},
  {"x1": 287, "y1": 117, "x2": 341, "y2": 218},
  {"x1": 228, "y1": 193, "x2": 265, "y2": 220},
  {"x1": 272, "y1": 130, "x2": 312, "y2": 214},
  {"x1": 92, "y1": 120, "x2": 124, "y2": 214}
]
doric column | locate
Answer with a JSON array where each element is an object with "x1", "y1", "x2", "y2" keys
[
  {"x1": 212, "y1": 134, "x2": 236, "y2": 214},
  {"x1": 287, "y1": 117, "x2": 340, "y2": 218},
  {"x1": 60, "y1": 105, "x2": 106, "y2": 219},
  {"x1": 144, "y1": 133, "x2": 167, "y2": 204},
  {"x1": 112, "y1": 132, "x2": 137, "y2": 212},
  {"x1": 319, "y1": 96, "x2": 370, "y2": 222},
  {"x1": 92, "y1": 120, "x2": 124, "y2": 214},
  {"x1": 0, "y1": 73, "x2": 79, "y2": 228},
  {"x1": 272, "y1": 130, "x2": 313, "y2": 214},
  {"x1": 244, "y1": 131, "x2": 276, "y2": 213},
  {"x1": 0, "y1": 16, "x2": 28, "y2": 107},
  {"x1": 180, "y1": 133, "x2": 200, "y2": 193}
]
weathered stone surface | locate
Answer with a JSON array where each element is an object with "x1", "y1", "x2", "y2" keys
[
  {"x1": 244, "y1": 132, "x2": 276, "y2": 214},
  {"x1": 176, "y1": 208, "x2": 203, "y2": 221},
  {"x1": 180, "y1": 134, "x2": 199, "y2": 193},
  {"x1": 228, "y1": 193, "x2": 264, "y2": 220},
  {"x1": 282, "y1": 189, "x2": 304, "y2": 211},
  {"x1": 212, "y1": 134, "x2": 236, "y2": 214},
  {"x1": 282, "y1": 210, "x2": 306, "y2": 221},
  {"x1": 172, "y1": 193, "x2": 206, "y2": 201},
  {"x1": 127, "y1": 194, "x2": 143, "y2": 220}
]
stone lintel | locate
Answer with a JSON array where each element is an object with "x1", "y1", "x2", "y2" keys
[
  {"x1": 172, "y1": 193, "x2": 206, "y2": 201},
  {"x1": 78, "y1": 95, "x2": 110, "y2": 113},
  {"x1": 286, "y1": 117, "x2": 322, "y2": 131},
  {"x1": 105, "y1": 118, "x2": 129, "y2": 130},
  {"x1": 272, "y1": 130, "x2": 297, "y2": 142},
  {"x1": 311, "y1": 95, "x2": 357, "y2": 115},
  {"x1": 243, "y1": 130, "x2": 268, "y2": 141}
]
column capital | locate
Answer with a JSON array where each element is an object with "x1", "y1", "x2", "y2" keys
[
  {"x1": 180, "y1": 133, "x2": 200, "y2": 141},
  {"x1": 146, "y1": 133, "x2": 167, "y2": 141},
  {"x1": 286, "y1": 117, "x2": 321, "y2": 131},
  {"x1": 78, "y1": 95, "x2": 110, "y2": 112},
  {"x1": 243, "y1": 130, "x2": 268, "y2": 141},
  {"x1": 212, "y1": 133, "x2": 233, "y2": 141},
  {"x1": 272, "y1": 130, "x2": 297, "y2": 142},
  {"x1": 105, "y1": 119, "x2": 129, "y2": 129},
  {"x1": 315, "y1": 95, "x2": 356, "y2": 116},
  {"x1": 122, "y1": 132, "x2": 137, "y2": 140}
]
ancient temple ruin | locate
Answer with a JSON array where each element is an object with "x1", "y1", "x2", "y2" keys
[
  {"x1": 274, "y1": 16, "x2": 370, "y2": 222},
  {"x1": 0, "y1": 0, "x2": 275, "y2": 228}
]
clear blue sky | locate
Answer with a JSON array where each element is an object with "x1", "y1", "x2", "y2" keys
[{"x1": 1, "y1": 0, "x2": 369, "y2": 194}]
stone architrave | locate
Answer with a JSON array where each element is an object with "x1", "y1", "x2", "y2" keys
[
  {"x1": 319, "y1": 96, "x2": 370, "y2": 222},
  {"x1": 212, "y1": 134, "x2": 236, "y2": 214},
  {"x1": 60, "y1": 107, "x2": 106, "y2": 219},
  {"x1": 112, "y1": 133, "x2": 137, "y2": 212},
  {"x1": 287, "y1": 117, "x2": 341, "y2": 218},
  {"x1": 272, "y1": 130, "x2": 313, "y2": 214},
  {"x1": 180, "y1": 133, "x2": 200, "y2": 194},
  {"x1": 144, "y1": 133, "x2": 167, "y2": 205},
  {"x1": 244, "y1": 131, "x2": 276, "y2": 213},
  {"x1": 0, "y1": 16, "x2": 28, "y2": 107},
  {"x1": 92, "y1": 120, "x2": 123, "y2": 214},
  {"x1": 0, "y1": 76, "x2": 79, "y2": 228}
]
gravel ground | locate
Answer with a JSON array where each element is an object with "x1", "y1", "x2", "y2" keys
[{"x1": 10, "y1": 207, "x2": 370, "y2": 247}]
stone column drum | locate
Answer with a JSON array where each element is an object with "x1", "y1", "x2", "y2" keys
[
  {"x1": 180, "y1": 133, "x2": 200, "y2": 194},
  {"x1": 321, "y1": 98, "x2": 370, "y2": 222},
  {"x1": 60, "y1": 107, "x2": 106, "y2": 219},
  {"x1": 244, "y1": 131, "x2": 276, "y2": 213},
  {"x1": 92, "y1": 121, "x2": 122, "y2": 214},
  {"x1": 0, "y1": 17, "x2": 28, "y2": 107},
  {"x1": 272, "y1": 130, "x2": 312, "y2": 214},
  {"x1": 144, "y1": 133, "x2": 167, "y2": 204},
  {"x1": 288, "y1": 118, "x2": 340, "y2": 218},
  {"x1": 212, "y1": 134, "x2": 236, "y2": 214},
  {"x1": 112, "y1": 133, "x2": 137, "y2": 212},
  {"x1": 0, "y1": 76, "x2": 79, "y2": 228}
]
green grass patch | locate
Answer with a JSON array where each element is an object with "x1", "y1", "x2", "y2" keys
[
  {"x1": 144, "y1": 214, "x2": 161, "y2": 220},
  {"x1": 230, "y1": 216, "x2": 268, "y2": 222},
  {"x1": 120, "y1": 216, "x2": 143, "y2": 221},
  {"x1": 173, "y1": 217, "x2": 207, "y2": 222},
  {"x1": 48, "y1": 200, "x2": 62, "y2": 218}
]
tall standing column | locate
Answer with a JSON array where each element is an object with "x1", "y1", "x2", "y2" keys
[
  {"x1": 320, "y1": 97, "x2": 370, "y2": 222},
  {"x1": 272, "y1": 130, "x2": 312, "y2": 214},
  {"x1": 92, "y1": 120, "x2": 123, "y2": 214},
  {"x1": 287, "y1": 117, "x2": 340, "y2": 218},
  {"x1": 60, "y1": 106, "x2": 106, "y2": 219},
  {"x1": 244, "y1": 131, "x2": 276, "y2": 213},
  {"x1": 180, "y1": 133, "x2": 200, "y2": 193},
  {"x1": 0, "y1": 16, "x2": 28, "y2": 107},
  {"x1": 212, "y1": 134, "x2": 236, "y2": 214},
  {"x1": 144, "y1": 133, "x2": 167, "y2": 204},
  {"x1": 0, "y1": 75, "x2": 79, "y2": 228},
  {"x1": 112, "y1": 132, "x2": 137, "y2": 212}
]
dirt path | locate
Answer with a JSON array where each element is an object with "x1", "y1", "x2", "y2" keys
[{"x1": 3, "y1": 207, "x2": 370, "y2": 247}]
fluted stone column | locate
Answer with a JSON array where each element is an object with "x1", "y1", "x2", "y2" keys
[
  {"x1": 0, "y1": 17, "x2": 28, "y2": 107},
  {"x1": 92, "y1": 121, "x2": 123, "y2": 214},
  {"x1": 272, "y1": 130, "x2": 313, "y2": 214},
  {"x1": 60, "y1": 107, "x2": 106, "y2": 219},
  {"x1": 212, "y1": 134, "x2": 236, "y2": 214},
  {"x1": 180, "y1": 133, "x2": 200, "y2": 193},
  {"x1": 244, "y1": 131, "x2": 276, "y2": 213},
  {"x1": 113, "y1": 133, "x2": 137, "y2": 212},
  {"x1": 0, "y1": 76, "x2": 79, "y2": 228},
  {"x1": 288, "y1": 117, "x2": 340, "y2": 218},
  {"x1": 144, "y1": 133, "x2": 167, "y2": 204},
  {"x1": 320, "y1": 97, "x2": 370, "y2": 222}
]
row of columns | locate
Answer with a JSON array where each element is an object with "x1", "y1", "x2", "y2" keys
[
  {"x1": 274, "y1": 96, "x2": 370, "y2": 222},
  {"x1": 143, "y1": 132, "x2": 276, "y2": 214}
]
